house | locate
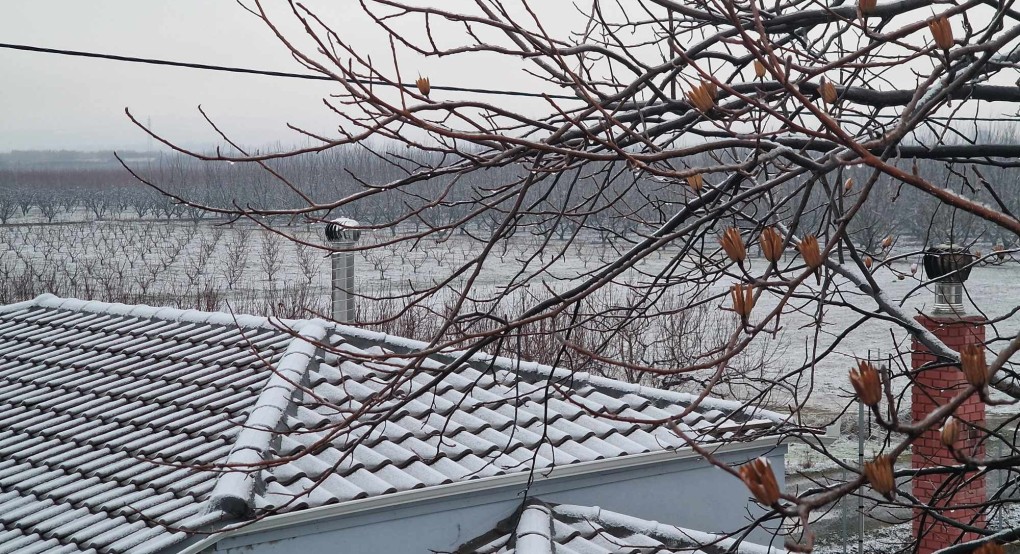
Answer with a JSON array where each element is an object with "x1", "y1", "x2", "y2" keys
[{"x1": 0, "y1": 294, "x2": 789, "y2": 554}]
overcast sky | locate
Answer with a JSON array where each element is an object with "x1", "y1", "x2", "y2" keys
[
  {"x1": 4, "y1": 2, "x2": 1001, "y2": 154},
  {"x1": 0, "y1": 1, "x2": 568, "y2": 153}
]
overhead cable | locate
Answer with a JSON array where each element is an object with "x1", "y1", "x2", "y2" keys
[{"x1": 0, "y1": 42, "x2": 580, "y2": 100}]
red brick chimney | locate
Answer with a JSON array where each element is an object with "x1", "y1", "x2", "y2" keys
[{"x1": 911, "y1": 313, "x2": 986, "y2": 554}]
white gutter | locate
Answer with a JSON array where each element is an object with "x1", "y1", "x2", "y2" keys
[{"x1": 177, "y1": 436, "x2": 784, "y2": 553}]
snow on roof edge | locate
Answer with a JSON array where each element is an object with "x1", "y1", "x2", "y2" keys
[
  {"x1": 205, "y1": 322, "x2": 328, "y2": 518},
  {"x1": 18, "y1": 294, "x2": 304, "y2": 330},
  {"x1": 0, "y1": 295, "x2": 45, "y2": 315},
  {"x1": 320, "y1": 320, "x2": 786, "y2": 425},
  {"x1": 551, "y1": 501, "x2": 787, "y2": 554}
]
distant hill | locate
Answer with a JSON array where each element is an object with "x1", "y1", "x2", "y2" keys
[{"x1": 0, "y1": 150, "x2": 162, "y2": 170}]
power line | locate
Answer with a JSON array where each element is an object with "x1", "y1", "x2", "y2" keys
[
  {"x1": 0, "y1": 42, "x2": 580, "y2": 101},
  {"x1": 6, "y1": 42, "x2": 1010, "y2": 121}
]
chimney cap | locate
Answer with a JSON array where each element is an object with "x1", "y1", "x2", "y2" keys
[
  {"x1": 922, "y1": 243, "x2": 973, "y2": 283},
  {"x1": 325, "y1": 218, "x2": 362, "y2": 243}
]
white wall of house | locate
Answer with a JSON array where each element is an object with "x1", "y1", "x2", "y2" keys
[{"x1": 200, "y1": 444, "x2": 786, "y2": 554}]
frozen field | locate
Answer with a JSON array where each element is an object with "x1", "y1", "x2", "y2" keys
[{"x1": 3, "y1": 219, "x2": 1017, "y2": 423}]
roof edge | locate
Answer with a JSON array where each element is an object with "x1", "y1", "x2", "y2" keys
[
  {"x1": 552, "y1": 501, "x2": 786, "y2": 554},
  {"x1": 12, "y1": 293, "x2": 302, "y2": 330},
  {"x1": 204, "y1": 322, "x2": 328, "y2": 518},
  {"x1": 0, "y1": 295, "x2": 46, "y2": 314},
  {"x1": 180, "y1": 436, "x2": 785, "y2": 553}
]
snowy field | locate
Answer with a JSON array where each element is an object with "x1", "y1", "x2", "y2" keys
[{"x1": 3, "y1": 218, "x2": 1018, "y2": 424}]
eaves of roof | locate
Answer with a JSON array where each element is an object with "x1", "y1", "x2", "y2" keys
[{"x1": 174, "y1": 435, "x2": 785, "y2": 554}]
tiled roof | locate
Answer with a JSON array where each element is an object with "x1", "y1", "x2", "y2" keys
[
  {"x1": 456, "y1": 498, "x2": 783, "y2": 554},
  {"x1": 0, "y1": 295, "x2": 784, "y2": 553},
  {"x1": 254, "y1": 330, "x2": 782, "y2": 512},
  {"x1": 0, "y1": 295, "x2": 303, "y2": 554}
]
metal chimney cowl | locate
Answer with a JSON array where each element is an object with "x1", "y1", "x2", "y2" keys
[
  {"x1": 324, "y1": 218, "x2": 361, "y2": 323},
  {"x1": 326, "y1": 217, "x2": 362, "y2": 243},
  {"x1": 921, "y1": 244, "x2": 974, "y2": 316}
]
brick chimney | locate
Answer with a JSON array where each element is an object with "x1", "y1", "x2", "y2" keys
[{"x1": 911, "y1": 246, "x2": 985, "y2": 554}]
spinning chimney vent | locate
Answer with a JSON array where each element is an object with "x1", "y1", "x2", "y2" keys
[
  {"x1": 921, "y1": 244, "x2": 974, "y2": 315},
  {"x1": 324, "y1": 218, "x2": 361, "y2": 323}
]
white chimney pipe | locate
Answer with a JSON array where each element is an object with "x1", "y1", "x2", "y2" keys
[
  {"x1": 324, "y1": 218, "x2": 361, "y2": 323},
  {"x1": 922, "y1": 244, "x2": 974, "y2": 316},
  {"x1": 932, "y1": 281, "x2": 965, "y2": 315}
]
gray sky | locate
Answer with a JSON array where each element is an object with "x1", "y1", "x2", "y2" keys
[
  {"x1": 0, "y1": 1, "x2": 564, "y2": 152},
  {"x1": 1, "y1": 2, "x2": 321, "y2": 151},
  {"x1": 5, "y1": 2, "x2": 992, "y2": 154}
]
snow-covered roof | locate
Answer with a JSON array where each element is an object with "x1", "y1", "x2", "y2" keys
[
  {"x1": 0, "y1": 295, "x2": 784, "y2": 553},
  {"x1": 456, "y1": 498, "x2": 786, "y2": 554},
  {"x1": 0, "y1": 295, "x2": 297, "y2": 554},
  {"x1": 252, "y1": 330, "x2": 782, "y2": 514}
]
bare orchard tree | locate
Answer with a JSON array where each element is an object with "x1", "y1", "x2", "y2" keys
[
  {"x1": 0, "y1": 185, "x2": 16, "y2": 225},
  {"x1": 125, "y1": 0, "x2": 1020, "y2": 552}
]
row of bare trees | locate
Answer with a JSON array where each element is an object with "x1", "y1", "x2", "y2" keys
[
  {"x1": 0, "y1": 222, "x2": 327, "y2": 317},
  {"x1": 3, "y1": 150, "x2": 1020, "y2": 255}
]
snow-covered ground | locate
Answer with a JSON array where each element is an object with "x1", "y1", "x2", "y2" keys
[{"x1": 812, "y1": 504, "x2": 1020, "y2": 554}]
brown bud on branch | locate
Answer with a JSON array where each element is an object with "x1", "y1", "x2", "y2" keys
[
  {"x1": 929, "y1": 16, "x2": 954, "y2": 50},
  {"x1": 798, "y1": 235, "x2": 822, "y2": 268},
  {"x1": 960, "y1": 343, "x2": 989, "y2": 389},
  {"x1": 864, "y1": 455, "x2": 895, "y2": 500},
  {"x1": 688, "y1": 173, "x2": 704, "y2": 192},
  {"x1": 686, "y1": 80, "x2": 718, "y2": 113},
  {"x1": 820, "y1": 78, "x2": 838, "y2": 105},
  {"x1": 760, "y1": 227, "x2": 784, "y2": 263},
  {"x1": 415, "y1": 76, "x2": 431, "y2": 97},
  {"x1": 720, "y1": 228, "x2": 746, "y2": 264},
  {"x1": 849, "y1": 361, "x2": 882, "y2": 407},
  {"x1": 738, "y1": 457, "x2": 781, "y2": 506},
  {"x1": 731, "y1": 283, "x2": 755, "y2": 321},
  {"x1": 859, "y1": 0, "x2": 877, "y2": 14},
  {"x1": 754, "y1": 60, "x2": 767, "y2": 79},
  {"x1": 940, "y1": 417, "x2": 958, "y2": 449}
]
